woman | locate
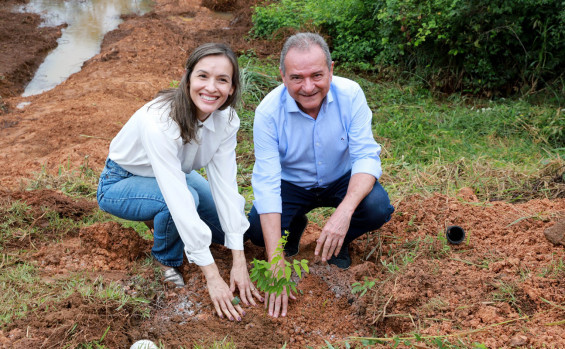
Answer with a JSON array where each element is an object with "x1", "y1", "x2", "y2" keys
[{"x1": 97, "y1": 43, "x2": 262, "y2": 321}]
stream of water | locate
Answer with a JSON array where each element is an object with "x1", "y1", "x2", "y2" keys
[{"x1": 16, "y1": 0, "x2": 154, "y2": 97}]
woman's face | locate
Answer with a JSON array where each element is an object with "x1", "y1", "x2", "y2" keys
[{"x1": 189, "y1": 55, "x2": 235, "y2": 121}]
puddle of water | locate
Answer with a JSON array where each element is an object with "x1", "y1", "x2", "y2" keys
[
  {"x1": 210, "y1": 11, "x2": 233, "y2": 21},
  {"x1": 15, "y1": 0, "x2": 154, "y2": 97}
]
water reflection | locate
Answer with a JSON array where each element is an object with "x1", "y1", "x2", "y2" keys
[{"x1": 16, "y1": 0, "x2": 154, "y2": 97}]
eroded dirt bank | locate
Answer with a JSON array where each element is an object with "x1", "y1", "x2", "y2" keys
[
  {"x1": 1, "y1": 0, "x2": 564, "y2": 348},
  {"x1": 0, "y1": 0, "x2": 65, "y2": 100}
]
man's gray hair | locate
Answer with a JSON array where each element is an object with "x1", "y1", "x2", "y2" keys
[{"x1": 280, "y1": 32, "x2": 332, "y2": 75}]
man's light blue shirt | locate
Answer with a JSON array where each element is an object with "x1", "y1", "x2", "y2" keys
[{"x1": 252, "y1": 75, "x2": 382, "y2": 214}]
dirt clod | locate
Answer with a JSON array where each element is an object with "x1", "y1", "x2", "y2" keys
[{"x1": 544, "y1": 219, "x2": 565, "y2": 245}]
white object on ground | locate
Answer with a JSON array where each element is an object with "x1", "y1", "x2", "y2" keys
[{"x1": 130, "y1": 340, "x2": 159, "y2": 349}]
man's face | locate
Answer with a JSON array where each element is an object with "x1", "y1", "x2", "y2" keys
[{"x1": 280, "y1": 45, "x2": 333, "y2": 118}]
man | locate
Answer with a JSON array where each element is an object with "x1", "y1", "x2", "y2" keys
[{"x1": 246, "y1": 33, "x2": 394, "y2": 317}]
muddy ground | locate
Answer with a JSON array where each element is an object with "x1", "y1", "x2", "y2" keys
[{"x1": 1, "y1": 0, "x2": 564, "y2": 348}]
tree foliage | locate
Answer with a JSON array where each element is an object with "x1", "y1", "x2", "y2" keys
[{"x1": 251, "y1": 0, "x2": 565, "y2": 96}]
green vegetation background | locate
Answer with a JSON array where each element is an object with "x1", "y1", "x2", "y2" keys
[{"x1": 252, "y1": 0, "x2": 565, "y2": 101}]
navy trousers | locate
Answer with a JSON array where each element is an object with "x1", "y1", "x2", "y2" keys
[{"x1": 245, "y1": 171, "x2": 394, "y2": 247}]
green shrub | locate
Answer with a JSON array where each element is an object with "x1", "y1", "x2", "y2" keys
[
  {"x1": 251, "y1": 0, "x2": 313, "y2": 38},
  {"x1": 251, "y1": 0, "x2": 565, "y2": 96}
]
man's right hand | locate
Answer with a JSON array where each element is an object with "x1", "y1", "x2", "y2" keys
[
  {"x1": 258, "y1": 213, "x2": 299, "y2": 317},
  {"x1": 265, "y1": 286, "x2": 296, "y2": 318},
  {"x1": 264, "y1": 259, "x2": 297, "y2": 317}
]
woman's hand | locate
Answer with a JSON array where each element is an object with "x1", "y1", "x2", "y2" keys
[
  {"x1": 200, "y1": 263, "x2": 244, "y2": 321},
  {"x1": 230, "y1": 250, "x2": 263, "y2": 306}
]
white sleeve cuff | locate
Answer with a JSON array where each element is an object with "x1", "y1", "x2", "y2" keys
[
  {"x1": 184, "y1": 246, "x2": 214, "y2": 267},
  {"x1": 224, "y1": 232, "x2": 245, "y2": 251}
]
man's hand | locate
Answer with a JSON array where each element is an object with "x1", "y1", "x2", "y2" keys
[
  {"x1": 315, "y1": 208, "x2": 351, "y2": 261},
  {"x1": 264, "y1": 259, "x2": 296, "y2": 317},
  {"x1": 265, "y1": 285, "x2": 296, "y2": 318},
  {"x1": 315, "y1": 173, "x2": 376, "y2": 262}
]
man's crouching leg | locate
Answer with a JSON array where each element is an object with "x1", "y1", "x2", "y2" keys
[{"x1": 329, "y1": 180, "x2": 394, "y2": 269}]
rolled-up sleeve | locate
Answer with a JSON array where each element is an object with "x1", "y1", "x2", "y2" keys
[
  {"x1": 252, "y1": 107, "x2": 283, "y2": 214},
  {"x1": 348, "y1": 87, "x2": 382, "y2": 180}
]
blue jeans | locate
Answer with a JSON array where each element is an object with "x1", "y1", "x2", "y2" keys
[
  {"x1": 97, "y1": 159, "x2": 224, "y2": 267},
  {"x1": 246, "y1": 171, "x2": 394, "y2": 248}
]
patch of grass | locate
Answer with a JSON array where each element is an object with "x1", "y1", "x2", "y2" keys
[
  {"x1": 539, "y1": 254, "x2": 565, "y2": 278},
  {"x1": 491, "y1": 280, "x2": 520, "y2": 313},
  {"x1": 0, "y1": 262, "x2": 49, "y2": 325},
  {"x1": 27, "y1": 156, "x2": 99, "y2": 199},
  {"x1": 191, "y1": 336, "x2": 237, "y2": 349},
  {"x1": 79, "y1": 277, "x2": 152, "y2": 318},
  {"x1": 0, "y1": 197, "x2": 84, "y2": 250},
  {"x1": 237, "y1": 56, "x2": 280, "y2": 133},
  {"x1": 0, "y1": 200, "x2": 37, "y2": 246},
  {"x1": 380, "y1": 234, "x2": 449, "y2": 275},
  {"x1": 43, "y1": 208, "x2": 82, "y2": 236},
  {"x1": 306, "y1": 207, "x2": 335, "y2": 228}
]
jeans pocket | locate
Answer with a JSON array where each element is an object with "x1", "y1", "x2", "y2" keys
[
  {"x1": 104, "y1": 159, "x2": 131, "y2": 179},
  {"x1": 97, "y1": 159, "x2": 131, "y2": 204}
]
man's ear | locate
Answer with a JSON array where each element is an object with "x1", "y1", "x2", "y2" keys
[{"x1": 280, "y1": 67, "x2": 289, "y2": 87}]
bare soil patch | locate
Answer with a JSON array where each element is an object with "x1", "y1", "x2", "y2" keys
[{"x1": 1, "y1": 0, "x2": 564, "y2": 348}]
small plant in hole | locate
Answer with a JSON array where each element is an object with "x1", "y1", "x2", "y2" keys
[{"x1": 249, "y1": 234, "x2": 309, "y2": 300}]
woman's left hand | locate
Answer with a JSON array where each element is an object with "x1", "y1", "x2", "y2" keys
[{"x1": 230, "y1": 250, "x2": 263, "y2": 306}]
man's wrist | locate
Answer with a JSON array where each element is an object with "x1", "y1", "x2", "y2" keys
[{"x1": 336, "y1": 201, "x2": 356, "y2": 217}]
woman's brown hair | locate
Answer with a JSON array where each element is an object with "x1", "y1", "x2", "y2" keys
[{"x1": 154, "y1": 43, "x2": 240, "y2": 143}]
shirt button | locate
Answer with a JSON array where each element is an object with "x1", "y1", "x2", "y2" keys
[
  {"x1": 318, "y1": 161, "x2": 322, "y2": 165},
  {"x1": 316, "y1": 142, "x2": 320, "y2": 146}
]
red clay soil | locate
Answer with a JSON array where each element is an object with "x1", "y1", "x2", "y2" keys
[
  {"x1": 1, "y1": 0, "x2": 565, "y2": 348},
  {"x1": 0, "y1": 0, "x2": 65, "y2": 100}
]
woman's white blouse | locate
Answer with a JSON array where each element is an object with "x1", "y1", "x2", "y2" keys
[{"x1": 108, "y1": 99, "x2": 249, "y2": 266}]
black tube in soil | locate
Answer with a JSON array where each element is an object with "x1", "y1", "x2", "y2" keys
[{"x1": 446, "y1": 225, "x2": 465, "y2": 244}]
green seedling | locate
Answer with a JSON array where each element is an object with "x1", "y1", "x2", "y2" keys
[
  {"x1": 249, "y1": 234, "x2": 309, "y2": 300},
  {"x1": 351, "y1": 277, "x2": 376, "y2": 297}
]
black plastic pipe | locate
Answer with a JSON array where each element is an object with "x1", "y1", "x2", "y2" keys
[{"x1": 446, "y1": 225, "x2": 465, "y2": 244}]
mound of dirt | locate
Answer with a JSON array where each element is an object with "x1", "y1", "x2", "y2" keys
[
  {"x1": 6, "y1": 189, "x2": 98, "y2": 220},
  {"x1": 2, "y1": 293, "x2": 137, "y2": 349},
  {"x1": 0, "y1": 1, "x2": 65, "y2": 100},
  {"x1": 80, "y1": 222, "x2": 151, "y2": 267}
]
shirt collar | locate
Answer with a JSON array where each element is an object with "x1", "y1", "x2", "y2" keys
[{"x1": 197, "y1": 112, "x2": 216, "y2": 132}]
